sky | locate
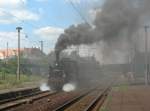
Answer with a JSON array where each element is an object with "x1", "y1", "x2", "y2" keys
[{"x1": 0, "y1": 0, "x2": 104, "y2": 54}]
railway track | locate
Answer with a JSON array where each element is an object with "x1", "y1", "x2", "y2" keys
[
  {"x1": 10, "y1": 88, "x2": 95, "y2": 111},
  {"x1": 53, "y1": 87, "x2": 110, "y2": 111},
  {"x1": 0, "y1": 87, "x2": 40, "y2": 104},
  {"x1": 0, "y1": 87, "x2": 57, "y2": 111},
  {"x1": 12, "y1": 91, "x2": 82, "y2": 111},
  {"x1": 83, "y1": 88, "x2": 110, "y2": 111},
  {"x1": 0, "y1": 87, "x2": 110, "y2": 111}
]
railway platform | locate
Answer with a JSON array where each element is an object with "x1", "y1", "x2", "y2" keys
[{"x1": 101, "y1": 85, "x2": 150, "y2": 111}]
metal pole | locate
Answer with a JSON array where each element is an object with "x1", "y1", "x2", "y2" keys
[
  {"x1": 6, "y1": 42, "x2": 8, "y2": 58},
  {"x1": 144, "y1": 25, "x2": 149, "y2": 85},
  {"x1": 131, "y1": 37, "x2": 137, "y2": 82},
  {"x1": 16, "y1": 27, "x2": 22, "y2": 80},
  {"x1": 77, "y1": 46, "x2": 80, "y2": 57},
  {"x1": 39, "y1": 41, "x2": 43, "y2": 53}
]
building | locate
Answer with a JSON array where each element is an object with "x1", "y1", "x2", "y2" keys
[{"x1": 0, "y1": 48, "x2": 42, "y2": 59}]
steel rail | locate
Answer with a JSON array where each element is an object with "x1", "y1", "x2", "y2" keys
[
  {"x1": 83, "y1": 87, "x2": 110, "y2": 111},
  {"x1": 53, "y1": 88, "x2": 96, "y2": 111},
  {"x1": 0, "y1": 91, "x2": 57, "y2": 111},
  {"x1": 53, "y1": 87, "x2": 110, "y2": 111},
  {"x1": 0, "y1": 90, "x2": 42, "y2": 105},
  {"x1": 0, "y1": 87, "x2": 40, "y2": 104}
]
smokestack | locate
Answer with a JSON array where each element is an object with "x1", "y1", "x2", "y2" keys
[{"x1": 55, "y1": 49, "x2": 60, "y2": 63}]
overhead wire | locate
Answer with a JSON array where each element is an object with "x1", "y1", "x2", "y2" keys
[
  {"x1": 68, "y1": 0, "x2": 92, "y2": 26},
  {"x1": 1, "y1": 0, "x2": 94, "y2": 51},
  {"x1": 72, "y1": 0, "x2": 92, "y2": 23},
  {"x1": 1, "y1": 9, "x2": 44, "y2": 49}
]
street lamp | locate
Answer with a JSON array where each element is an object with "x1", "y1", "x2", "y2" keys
[
  {"x1": 16, "y1": 27, "x2": 22, "y2": 80},
  {"x1": 144, "y1": 25, "x2": 149, "y2": 85}
]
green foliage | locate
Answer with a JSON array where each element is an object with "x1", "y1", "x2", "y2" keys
[
  {"x1": 0, "y1": 51, "x2": 47, "y2": 90},
  {"x1": 0, "y1": 73, "x2": 43, "y2": 90},
  {"x1": 114, "y1": 84, "x2": 129, "y2": 91},
  {"x1": 0, "y1": 56, "x2": 41, "y2": 75},
  {"x1": 0, "y1": 58, "x2": 17, "y2": 75},
  {"x1": 100, "y1": 107, "x2": 110, "y2": 111}
]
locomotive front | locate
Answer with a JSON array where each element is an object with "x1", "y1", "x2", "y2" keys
[
  {"x1": 48, "y1": 52, "x2": 66, "y2": 91},
  {"x1": 48, "y1": 52, "x2": 78, "y2": 91}
]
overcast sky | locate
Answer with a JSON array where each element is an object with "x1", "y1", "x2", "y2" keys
[{"x1": 0, "y1": 0, "x2": 104, "y2": 53}]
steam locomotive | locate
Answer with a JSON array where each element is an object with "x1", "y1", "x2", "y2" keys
[{"x1": 48, "y1": 53, "x2": 78, "y2": 91}]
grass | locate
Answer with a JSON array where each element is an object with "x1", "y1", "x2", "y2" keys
[
  {"x1": 99, "y1": 84, "x2": 130, "y2": 111},
  {"x1": 99, "y1": 95, "x2": 112, "y2": 111},
  {"x1": 0, "y1": 73, "x2": 44, "y2": 90},
  {"x1": 113, "y1": 84, "x2": 129, "y2": 92},
  {"x1": 100, "y1": 107, "x2": 110, "y2": 111}
]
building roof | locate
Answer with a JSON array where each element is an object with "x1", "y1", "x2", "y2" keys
[{"x1": 0, "y1": 48, "x2": 41, "y2": 59}]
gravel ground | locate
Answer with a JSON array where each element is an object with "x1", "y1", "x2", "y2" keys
[
  {"x1": 102, "y1": 85, "x2": 150, "y2": 111},
  {"x1": 10, "y1": 91, "x2": 83, "y2": 111}
]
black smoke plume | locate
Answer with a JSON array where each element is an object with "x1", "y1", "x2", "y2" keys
[{"x1": 55, "y1": 0, "x2": 150, "y2": 61}]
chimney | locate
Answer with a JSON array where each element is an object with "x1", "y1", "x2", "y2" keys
[{"x1": 56, "y1": 51, "x2": 60, "y2": 63}]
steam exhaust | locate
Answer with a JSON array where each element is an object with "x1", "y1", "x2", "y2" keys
[
  {"x1": 62, "y1": 83, "x2": 76, "y2": 92},
  {"x1": 40, "y1": 83, "x2": 51, "y2": 91}
]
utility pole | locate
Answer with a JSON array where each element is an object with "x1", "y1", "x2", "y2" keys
[
  {"x1": 3, "y1": 42, "x2": 9, "y2": 80},
  {"x1": 6, "y1": 42, "x2": 8, "y2": 58},
  {"x1": 144, "y1": 25, "x2": 149, "y2": 85},
  {"x1": 39, "y1": 41, "x2": 43, "y2": 53},
  {"x1": 16, "y1": 27, "x2": 22, "y2": 81}
]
